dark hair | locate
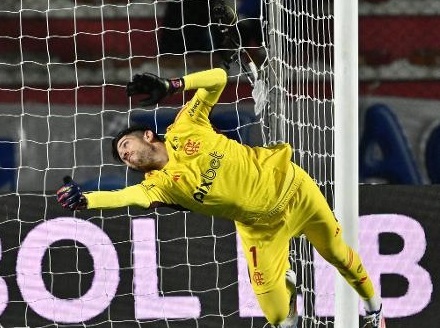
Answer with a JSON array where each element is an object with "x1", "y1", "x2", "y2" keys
[{"x1": 111, "y1": 125, "x2": 162, "y2": 162}]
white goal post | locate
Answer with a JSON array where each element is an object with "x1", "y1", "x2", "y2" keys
[{"x1": 334, "y1": 0, "x2": 359, "y2": 327}]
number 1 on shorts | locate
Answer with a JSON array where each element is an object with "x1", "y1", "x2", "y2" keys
[{"x1": 249, "y1": 246, "x2": 257, "y2": 268}]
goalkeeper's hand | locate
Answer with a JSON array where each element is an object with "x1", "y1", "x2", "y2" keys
[
  {"x1": 126, "y1": 73, "x2": 184, "y2": 106},
  {"x1": 56, "y1": 176, "x2": 87, "y2": 211}
]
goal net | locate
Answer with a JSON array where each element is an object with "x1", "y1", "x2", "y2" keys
[
  {"x1": 0, "y1": 0, "x2": 335, "y2": 327},
  {"x1": 261, "y1": 0, "x2": 335, "y2": 327}
]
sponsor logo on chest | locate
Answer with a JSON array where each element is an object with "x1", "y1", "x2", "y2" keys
[{"x1": 193, "y1": 151, "x2": 224, "y2": 203}]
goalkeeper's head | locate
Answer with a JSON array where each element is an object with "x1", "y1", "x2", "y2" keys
[{"x1": 112, "y1": 125, "x2": 167, "y2": 172}]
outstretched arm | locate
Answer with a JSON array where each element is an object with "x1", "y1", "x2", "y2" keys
[
  {"x1": 84, "y1": 185, "x2": 151, "y2": 209},
  {"x1": 126, "y1": 67, "x2": 227, "y2": 124},
  {"x1": 126, "y1": 68, "x2": 227, "y2": 108},
  {"x1": 56, "y1": 178, "x2": 152, "y2": 210},
  {"x1": 182, "y1": 68, "x2": 227, "y2": 107}
]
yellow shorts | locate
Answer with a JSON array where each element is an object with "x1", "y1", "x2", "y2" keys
[{"x1": 235, "y1": 164, "x2": 341, "y2": 295}]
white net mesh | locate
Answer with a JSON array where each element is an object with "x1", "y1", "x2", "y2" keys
[
  {"x1": 261, "y1": 0, "x2": 335, "y2": 327},
  {"x1": 0, "y1": 0, "x2": 335, "y2": 327}
]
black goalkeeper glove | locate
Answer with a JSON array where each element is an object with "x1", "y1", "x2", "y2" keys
[
  {"x1": 126, "y1": 73, "x2": 184, "y2": 106},
  {"x1": 56, "y1": 176, "x2": 87, "y2": 211}
]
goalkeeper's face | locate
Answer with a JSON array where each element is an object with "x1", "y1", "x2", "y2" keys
[{"x1": 116, "y1": 130, "x2": 168, "y2": 172}]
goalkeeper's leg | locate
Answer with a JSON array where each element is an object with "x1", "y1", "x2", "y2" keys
[
  {"x1": 303, "y1": 216, "x2": 376, "y2": 300},
  {"x1": 303, "y1": 213, "x2": 383, "y2": 325},
  {"x1": 235, "y1": 222, "x2": 297, "y2": 326},
  {"x1": 296, "y1": 173, "x2": 381, "y2": 312}
]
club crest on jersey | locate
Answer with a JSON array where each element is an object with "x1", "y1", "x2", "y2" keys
[
  {"x1": 184, "y1": 139, "x2": 201, "y2": 155},
  {"x1": 252, "y1": 271, "x2": 265, "y2": 286},
  {"x1": 193, "y1": 151, "x2": 224, "y2": 203}
]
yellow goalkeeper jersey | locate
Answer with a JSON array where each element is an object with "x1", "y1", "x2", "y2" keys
[{"x1": 85, "y1": 68, "x2": 298, "y2": 224}]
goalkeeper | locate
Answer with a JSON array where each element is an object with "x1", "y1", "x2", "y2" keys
[{"x1": 57, "y1": 68, "x2": 385, "y2": 328}]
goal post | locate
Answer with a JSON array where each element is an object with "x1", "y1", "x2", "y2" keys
[{"x1": 334, "y1": 0, "x2": 359, "y2": 327}]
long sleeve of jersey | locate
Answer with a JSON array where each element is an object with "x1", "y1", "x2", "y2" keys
[
  {"x1": 85, "y1": 185, "x2": 152, "y2": 209},
  {"x1": 174, "y1": 68, "x2": 227, "y2": 124},
  {"x1": 183, "y1": 68, "x2": 227, "y2": 107}
]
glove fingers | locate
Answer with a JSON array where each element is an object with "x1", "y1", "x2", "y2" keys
[
  {"x1": 57, "y1": 192, "x2": 76, "y2": 207},
  {"x1": 56, "y1": 185, "x2": 70, "y2": 195},
  {"x1": 56, "y1": 186, "x2": 72, "y2": 202},
  {"x1": 65, "y1": 193, "x2": 81, "y2": 206},
  {"x1": 127, "y1": 72, "x2": 168, "y2": 106},
  {"x1": 57, "y1": 179, "x2": 86, "y2": 211},
  {"x1": 57, "y1": 192, "x2": 68, "y2": 203},
  {"x1": 139, "y1": 96, "x2": 154, "y2": 107},
  {"x1": 126, "y1": 81, "x2": 150, "y2": 96},
  {"x1": 57, "y1": 184, "x2": 79, "y2": 203},
  {"x1": 134, "y1": 73, "x2": 157, "y2": 89},
  {"x1": 126, "y1": 82, "x2": 137, "y2": 96},
  {"x1": 132, "y1": 73, "x2": 143, "y2": 82}
]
